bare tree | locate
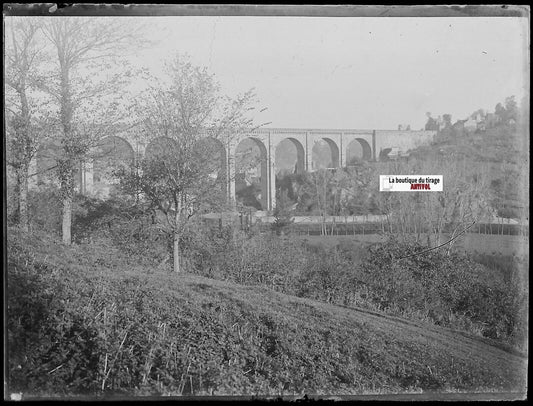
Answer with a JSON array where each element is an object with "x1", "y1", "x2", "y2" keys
[
  {"x1": 120, "y1": 55, "x2": 260, "y2": 273},
  {"x1": 39, "y1": 17, "x2": 143, "y2": 244},
  {"x1": 308, "y1": 169, "x2": 332, "y2": 236},
  {"x1": 337, "y1": 165, "x2": 375, "y2": 216},
  {"x1": 5, "y1": 17, "x2": 52, "y2": 231},
  {"x1": 405, "y1": 158, "x2": 491, "y2": 249},
  {"x1": 376, "y1": 158, "x2": 493, "y2": 250}
]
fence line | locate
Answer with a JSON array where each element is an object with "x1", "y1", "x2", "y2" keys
[
  {"x1": 250, "y1": 220, "x2": 529, "y2": 237},
  {"x1": 233, "y1": 210, "x2": 529, "y2": 237}
]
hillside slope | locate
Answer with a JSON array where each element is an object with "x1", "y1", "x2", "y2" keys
[
  {"x1": 6, "y1": 229, "x2": 527, "y2": 398},
  {"x1": 408, "y1": 124, "x2": 529, "y2": 217}
]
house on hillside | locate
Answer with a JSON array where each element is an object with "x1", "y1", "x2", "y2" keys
[
  {"x1": 485, "y1": 112, "x2": 501, "y2": 129},
  {"x1": 436, "y1": 116, "x2": 445, "y2": 131},
  {"x1": 381, "y1": 147, "x2": 408, "y2": 160},
  {"x1": 464, "y1": 117, "x2": 477, "y2": 134},
  {"x1": 397, "y1": 124, "x2": 411, "y2": 131},
  {"x1": 425, "y1": 116, "x2": 439, "y2": 131},
  {"x1": 467, "y1": 110, "x2": 487, "y2": 132},
  {"x1": 452, "y1": 119, "x2": 467, "y2": 137}
]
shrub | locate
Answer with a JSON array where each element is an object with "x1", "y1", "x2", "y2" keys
[
  {"x1": 179, "y1": 219, "x2": 236, "y2": 277},
  {"x1": 70, "y1": 196, "x2": 169, "y2": 266},
  {"x1": 7, "y1": 227, "x2": 526, "y2": 396},
  {"x1": 6, "y1": 182, "x2": 19, "y2": 226},
  {"x1": 28, "y1": 185, "x2": 63, "y2": 235},
  {"x1": 356, "y1": 237, "x2": 526, "y2": 342},
  {"x1": 183, "y1": 227, "x2": 308, "y2": 293},
  {"x1": 187, "y1": 230, "x2": 527, "y2": 347},
  {"x1": 7, "y1": 231, "x2": 103, "y2": 393}
]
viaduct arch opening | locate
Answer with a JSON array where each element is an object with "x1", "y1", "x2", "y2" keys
[
  {"x1": 192, "y1": 137, "x2": 227, "y2": 202},
  {"x1": 346, "y1": 138, "x2": 372, "y2": 165},
  {"x1": 312, "y1": 137, "x2": 339, "y2": 170},
  {"x1": 145, "y1": 136, "x2": 228, "y2": 204},
  {"x1": 145, "y1": 137, "x2": 177, "y2": 160},
  {"x1": 92, "y1": 136, "x2": 135, "y2": 198},
  {"x1": 275, "y1": 138, "x2": 305, "y2": 175},
  {"x1": 235, "y1": 137, "x2": 268, "y2": 210}
]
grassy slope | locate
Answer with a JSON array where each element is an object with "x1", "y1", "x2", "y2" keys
[
  {"x1": 411, "y1": 125, "x2": 526, "y2": 167},
  {"x1": 7, "y1": 229, "x2": 527, "y2": 397}
]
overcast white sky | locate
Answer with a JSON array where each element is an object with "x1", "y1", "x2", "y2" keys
[
  {"x1": 130, "y1": 16, "x2": 527, "y2": 130},
  {"x1": 12, "y1": 14, "x2": 525, "y2": 131}
]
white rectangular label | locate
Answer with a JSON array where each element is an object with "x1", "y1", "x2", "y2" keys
[{"x1": 379, "y1": 175, "x2": 443, "y2": 192}]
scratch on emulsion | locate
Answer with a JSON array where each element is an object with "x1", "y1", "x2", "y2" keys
[{"x1": 209, "y1": 18, "x2": 219, "y2": 68}]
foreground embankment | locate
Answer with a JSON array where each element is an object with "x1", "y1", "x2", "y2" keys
[{"x1": 6, "y1": 229, "x2": 527, "y2": 399}]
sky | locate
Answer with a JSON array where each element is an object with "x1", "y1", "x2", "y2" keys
[
  {"x1": 8, "y1": 14, "x2": 528, "y2": 131},
  {"x1": 128, "y1": 16, "x2": 528, "y2": 130}
]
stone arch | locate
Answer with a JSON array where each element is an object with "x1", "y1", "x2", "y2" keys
[
  {"x1": 235, "y1": 137, "x2": 268, "y2": 210},
  {"x1": 275, "y1": 137, "x2": 305, "y2": 175},
  {"x1": 91, "y1": 136, "x2": 135, "y2": 198},
  {"x1": 89, "y1": 135, "x2": 135, "y2": 198},
  {"x1": 312, "y1": 137, "x2": 339, "y2": 170},
  {"x1": 144, "y1": 137, "x2": 178, "y2": 160},
  {"x1": 346, "y1": 138, "x2": 372, "y2": 165},
  {"x1": 193, "y1": 137, "x2": 227, "y2": 200}
]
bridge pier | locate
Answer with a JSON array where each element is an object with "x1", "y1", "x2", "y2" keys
[
  {"x1": 372, "y1": 130, "x2": 377, "y2": 161},
  {"x1": 268, "y1": 132, "x2": 276, "y2": 210},
  {"x1": 305, "y1": 131, "x2": 312, "y2": 172},
  {"x1": 340, "y1": 132, "x2": 347, "y2": 167}
]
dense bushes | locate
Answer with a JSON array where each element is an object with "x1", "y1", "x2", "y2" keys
[
  {"x1": 181, "y1": 229, "x2": 527, "y2": 348},
  {"x1": 27, "y1": 185, "x2": 64, "y2": 234},
  {"x1": 9, "y1": 229, "x2": 526, "y2": 397},
  {"x1": 8, "y1": 232, "x2": 105, "y2": 394},
  {"x1": 7, "y1": 230, "x2": 232, "y2": 395},
  {"x1": 7, "y1": 226, "x2": 527, "y2": 396},
  {"x1": 18, "y1": 190, "x2": 527, "y2": 350},
  {"x1": 23, "y1": 189, "x2": 168, "y2": 267},
  {"x1": 357, "y1": 238, "x2": 527, "y2": 344},
  {"x1": 70, "y1": 197, "x2": 169, "y2": 266}
]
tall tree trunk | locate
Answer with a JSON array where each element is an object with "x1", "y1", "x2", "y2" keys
[
  {"x1": 19, "y1": 164, "x2": 29, "y2": 232},
  {"x1": 59, "y1": 158, "x2": 75, "y2": 245},
  {"x1": 15, "y1": 78, "x2": 31, "y2": 232},
  {"x1": 173, "y1": 230, "x2": 180, "y2": 273},
  {"x1": 59, "y1": 62, "x2": 75, "y2": 245},
  {"x1": 62, "y1": 195, "x2": 72, "y2": 245},
  {"x1": 173, "y1": 202, "x2": 181, "y2": 273},
  {"x1": 58, "y1": 158, "x2": 76, "y2": 245},
  {"x1": 11, "y1": 172, "x2": 21, "y2": 224}
]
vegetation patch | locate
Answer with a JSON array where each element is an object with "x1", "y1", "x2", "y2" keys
[{"x1": 7, "y1": 229, "x2": 527, "y2": 398}]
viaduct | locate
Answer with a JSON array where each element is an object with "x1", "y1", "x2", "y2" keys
[{"x1": 31, "y1": 127, "x2": 436, "y2": 211}]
